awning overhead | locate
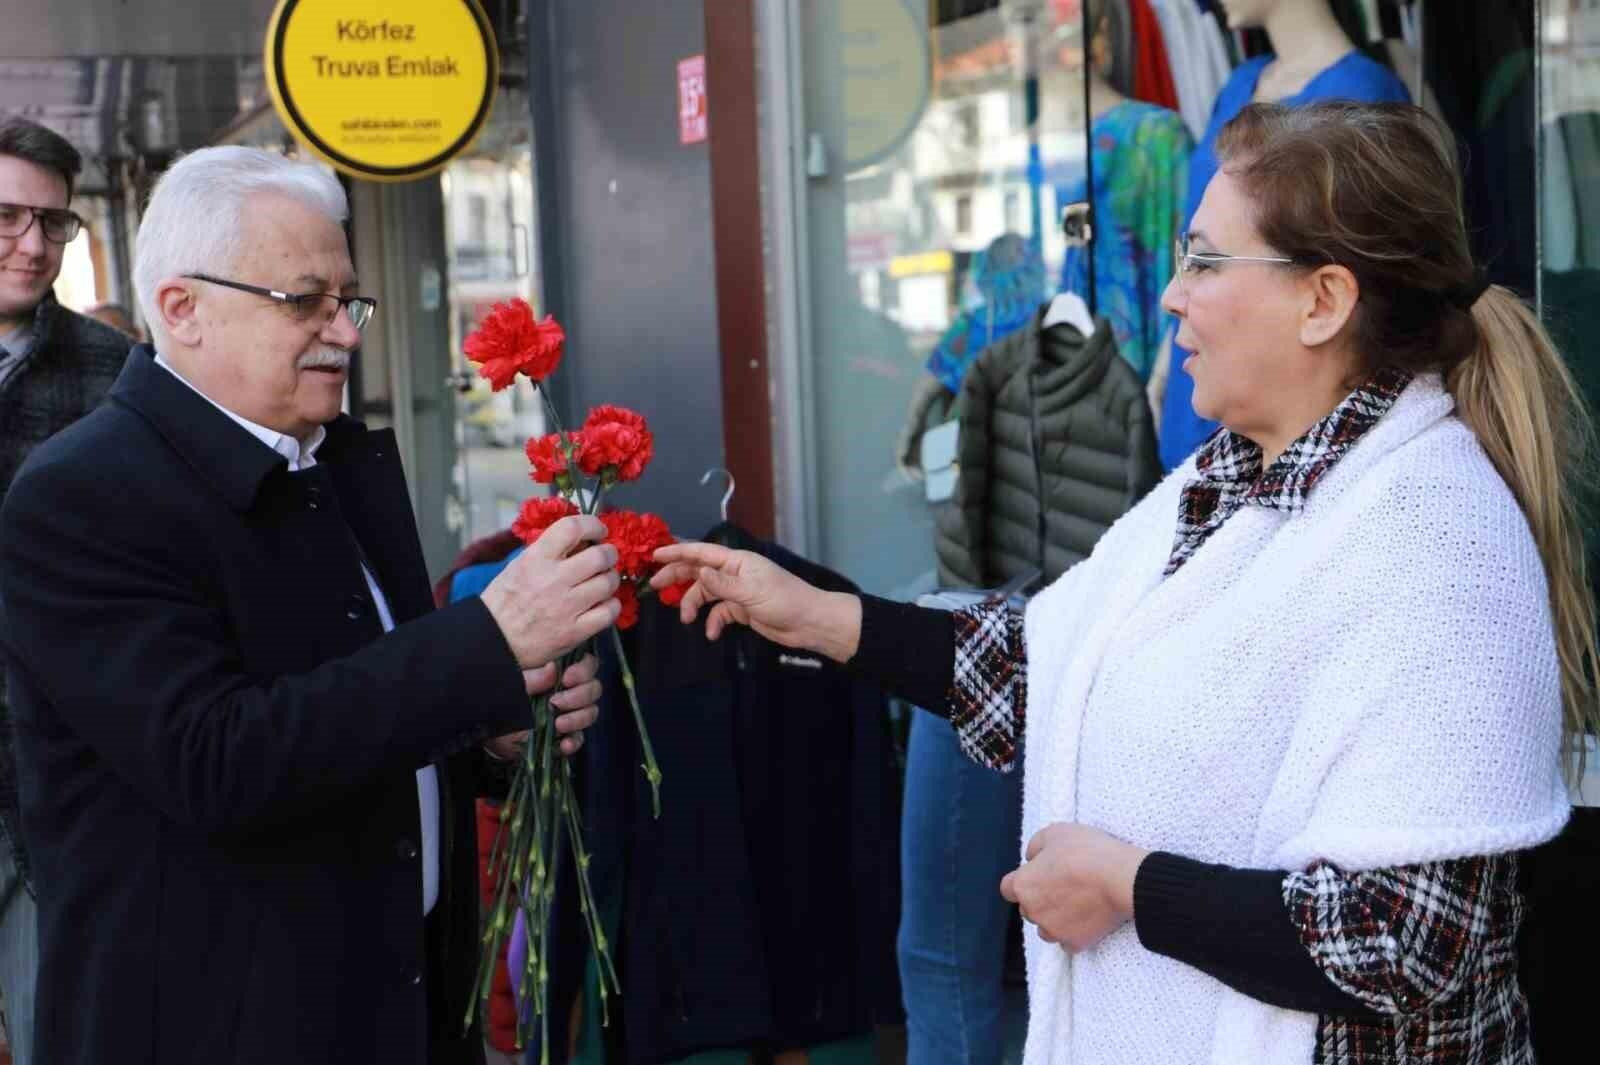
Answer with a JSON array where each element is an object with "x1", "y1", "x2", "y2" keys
[{"x1": 3, "y1": 58, "x2": 261, "y2": 154}]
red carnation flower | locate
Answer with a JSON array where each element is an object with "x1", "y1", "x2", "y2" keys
[
  {"x1": 600, "y1": 510, "x2": 675, "y2": 581},
  {"x1": 614, "y1": 581, "x2": 641, "y2": 631},
  {"x1": 577, "y1": 406, "x2": 653, "y2": 483},
  {"x1": 525, "y1": 432, "x2": 582, "y2": 488},
  {"x1": 511, "y1": 495, "x2": 579, "y2": 545},
  {"x1": 464, "y1": 299, "x2": 565, "y2": 391},
  {"x1": 657, "y1": 581, "x2": 694, "y2": 608}
]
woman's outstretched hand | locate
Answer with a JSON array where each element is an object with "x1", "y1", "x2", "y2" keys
[{"x1": 650, "y1": 542, "x2": 862, "y2": 662}]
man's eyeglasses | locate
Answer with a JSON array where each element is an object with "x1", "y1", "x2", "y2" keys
[
  {"x1": 0, "y1": 203, "x2": 83, "y2": 244},
  {"x1": 1173, "y1": 233, "x2": 1297, "y2": 294},
  {"x1": 184, "y1": 274, "x2": 377, "y2": 333}
]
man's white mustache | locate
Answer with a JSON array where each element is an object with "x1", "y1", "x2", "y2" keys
[{"x1": 296, "y1": 347, "x2": 350, "y2": 370}]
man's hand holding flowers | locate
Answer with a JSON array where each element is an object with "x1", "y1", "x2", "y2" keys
[{"x1": 486, "y1": 654, "x2": 606, "y2": 760}]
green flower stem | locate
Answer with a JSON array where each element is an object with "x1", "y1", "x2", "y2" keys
[
  {"x1": 468, "y1": 739, "x2": 535, "y2": 1028},
  {"x1": 531, "y1": 724, "x2": 562, "y2": 1063},
  {"x1": 534, "y1": 383, "x2": 600, "y2": 515},
  {"x1": 478, "y1": 379, "x2": 664, "y2": 1047},
  {"x1": 609, "y1": 625, "x2": 662, "y2": 818},
  {"x1": 511, "y1": 802, "x2": 546, "y2": 1039},
  {"x1": 535, "y1": 381, "x2": 569, "y2": 437},
  {"x1": 470, "y1": 686, "x2": 557, "y2": 1033},
  {"x1": 561, "y1": 763, "x2": 614, "y2": 985},
  {"x1": 507, "y1": 772, "x2": 541, "y2": 1040},
  {"x1": 524, "y1": 697, "x2": 561, "y2": 1046},
  {"x1": 562, "y1": 758, "x2": 620, "y2": 1006}
]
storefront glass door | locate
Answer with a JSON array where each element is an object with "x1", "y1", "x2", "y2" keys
[
  {"x1": 1540, "y1": 0, "x2": 1600, "y2": 411},
  {"x1": 441, "y1": 87, "x2": 547, "y2": 550},
  {"x1": 794, "y1": 0, "x2": 1090, "y2": 597}
]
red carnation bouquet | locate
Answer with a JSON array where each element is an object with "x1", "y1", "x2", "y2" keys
[{"x1": 462, "y1": 298, "x2": 675, "y2": 1055}]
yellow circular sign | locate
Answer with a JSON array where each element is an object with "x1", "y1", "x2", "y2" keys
[{"x1": 265, "y1": 0, "x2": 498, "y2": 182}]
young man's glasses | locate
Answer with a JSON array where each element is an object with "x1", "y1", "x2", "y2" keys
[
  {"x1": 0, "y1": 203, "x2": 83, "y2": 244},
  {"x1": 184, "y1": 274, "x2": 377, "y2": 332},
  {"x1": 1173, "y1": 232, "x2": 1297, "y2": 294}
]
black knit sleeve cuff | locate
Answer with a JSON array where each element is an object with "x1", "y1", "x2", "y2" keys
[
  {"x1": 849, "y1": 593, "x2": 956, "y2": 713},
  {"x1": 1133, "y1": 851, "x2": 1380, "y2": 1017},
  {"x1": 1133, "y1": 851, "x2": 1224, "y2": 961}
]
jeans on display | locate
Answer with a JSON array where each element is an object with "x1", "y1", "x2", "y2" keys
[
  {"x1": 897, "y1": 709, "x2": 1026, "y2": 1065},
  {"x1": 0, "y1": 844, "x2": 35, "y2": 1065}
]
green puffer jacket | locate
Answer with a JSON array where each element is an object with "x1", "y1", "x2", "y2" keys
[{"x1": 935, "y1": 311, "x2": 1162, "y2": 588}]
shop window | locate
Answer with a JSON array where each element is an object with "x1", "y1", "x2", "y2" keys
[
  {"x1": 955, "y1": 101, "x2": 981, "y2": 148},
  {"x1": 794, "y1": 0, "x2": 1086, "y2": 596},
  {"x1": 936, "y1": 0, "x2": 1001, "y2": 25},
  {"x1": 467, "y1": 194, "x2": 489, "y2": 249},
  {"x1": 439, "y1": 90, "x2": 546, "y2": 548},
  {"x1": 954, "y1": 194, "x2": 974, "y2": 236},
  {"x1": 1539, "y1": 0, "x2": 1600, "y2": 414}
]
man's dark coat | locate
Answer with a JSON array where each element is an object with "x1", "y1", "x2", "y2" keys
[{"x1": 0, "y1": 344, "x2": 528, "y2": 1065}]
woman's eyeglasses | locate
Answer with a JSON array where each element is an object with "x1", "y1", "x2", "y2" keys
[
  {"x1": 1173, "y1": 233, "x2": 1297, "y2": 293},
  {"x1": 184, "y1": 273, "x2": 377, "y2": 332}
]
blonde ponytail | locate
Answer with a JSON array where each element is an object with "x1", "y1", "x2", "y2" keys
[{"x1": 1448, "y1": 285, "x2": 1600, "y2": 780}]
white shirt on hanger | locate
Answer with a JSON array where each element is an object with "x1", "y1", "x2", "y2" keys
[
  {"x1": 1195, "y1": 12, "x2": 1235, "y2": 116},
  {"x1": 1400, "y1": 2, "x2": 1420, "y2": 51},
  {"x1": 1148, "y1": 0, "x2": 1207, "y2": 140}
]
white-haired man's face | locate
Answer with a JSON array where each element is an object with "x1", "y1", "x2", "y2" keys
[{"x1": 157, "y1": 192, "x2": 363, "y2": 442}]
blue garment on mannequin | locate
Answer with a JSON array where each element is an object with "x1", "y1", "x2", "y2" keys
[
  {"x1": 925, "y1": 234, "x2": 1047, "y2": 395},
  {"x1": 1056, "y1": 100, "x2": 1191, "y2": 381},
  {"x1": 1157, "y1": 52, "x2": 1410, "y2": 470}
]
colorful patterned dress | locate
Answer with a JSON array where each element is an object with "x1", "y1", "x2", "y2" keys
[
  {"x1": 1056, "y1": 99, "x2": 1192, "y2": 380},
  {"x1": 924, "y1": 232, "x2": 1048, "y2": 395}
]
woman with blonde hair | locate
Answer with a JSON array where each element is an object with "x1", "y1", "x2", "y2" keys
[{"x1": 653, "y1": 100, "x2": 1598, "y2": 1065}]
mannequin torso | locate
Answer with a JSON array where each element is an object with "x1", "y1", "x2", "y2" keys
[
  {"x1": 1089, "y1": 74, "x2": 1128, "y2": 122},
  {"x1": 1158, "y1": 0, "x2": 1410, "y2": 469},
  {"x1": 1247, "y1": 0, "x2": 1357, "y2": 101}
]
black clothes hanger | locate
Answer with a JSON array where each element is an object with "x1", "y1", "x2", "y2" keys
[{"x1": 706, "y1": 520, "x2": 754, "y2": 550}]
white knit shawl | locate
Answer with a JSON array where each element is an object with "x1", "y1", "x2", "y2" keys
[{"x1": 1018, "y1": 376, "x2": 1571, "y2": 1065}]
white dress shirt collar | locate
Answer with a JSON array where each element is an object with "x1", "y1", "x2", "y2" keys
[{"x1": 153, "y1": 352, "x2": 327, "y2": 471}]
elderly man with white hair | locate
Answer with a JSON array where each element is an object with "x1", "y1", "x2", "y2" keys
[{"x1": 0, "y1": 147, "x2": 623, "y2": 1065}]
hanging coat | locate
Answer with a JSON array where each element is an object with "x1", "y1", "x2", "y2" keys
[
  {"x1": 936, "y1": 309, "x2": 1161, "y2": 588},
  {"x1": 586, "y1": 527, "x2": 903, "y2": 1065}
]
